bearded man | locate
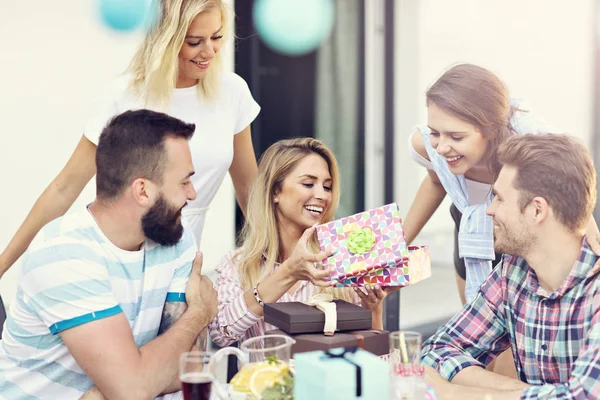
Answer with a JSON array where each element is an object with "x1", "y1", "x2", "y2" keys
[{"x1": 0, "y1": 110, "x2": 218, "y2": 399}]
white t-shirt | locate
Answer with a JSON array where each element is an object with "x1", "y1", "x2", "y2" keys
[{"x1": 84, "y1": 72, "x2": 261, "y2": 246}]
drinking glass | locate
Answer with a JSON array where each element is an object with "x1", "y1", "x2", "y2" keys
[
  {"x1": 179, "y1": 352, "x2": 214, "y2": 400},
  {"x1": 240, "y1": 334, "x2": 295, "y2": 363},
  {"x1": 389, "y1": 331, "x2": 423, "y2": 399}
]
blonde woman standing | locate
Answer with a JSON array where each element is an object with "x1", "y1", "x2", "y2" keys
[
  {"x1": 0, "y1": 0, "x2": 259, "y2": 278},
  {"x1": 209, "y1": 138, "x2": 400, "y2": 347}
]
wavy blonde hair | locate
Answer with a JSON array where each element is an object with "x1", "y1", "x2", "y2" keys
[
  {"x1": 127, "y1": 0, "x2": 230, "y2": 109},
  {"x1": 237, "y1": 138, "x2": 354, "y2": 302}
]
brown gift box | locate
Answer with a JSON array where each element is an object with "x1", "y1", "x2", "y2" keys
[
  {"x1": 265, "y1": 328, "x2": 390, "y2": 356},
  {"x1": 263, "y1": 300, "x2": 372, "y2": 334}
]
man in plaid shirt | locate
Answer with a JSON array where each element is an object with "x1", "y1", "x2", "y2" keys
[{"x1": 422, "y1": 134, "x2": 600, "y2": 399}]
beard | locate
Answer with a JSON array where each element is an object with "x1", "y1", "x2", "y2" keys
[
  {"x1": 493, "y1": 222, "x2": 534, "y2": 258},
  {"x1": 141, "y1": 194, "x2": 185, "y2": 246}
]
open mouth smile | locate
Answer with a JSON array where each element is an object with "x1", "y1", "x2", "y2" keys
[
  {"x1": 304, "y1": 205, "x2": 324, "y2": 216},
  {"x1": 446, "y1": 155, "x2": 463, "y2": 166}
]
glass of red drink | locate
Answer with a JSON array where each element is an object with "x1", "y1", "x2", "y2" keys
[{"x1": 179, "y1": 352, "x2": 214, "y2": 400}]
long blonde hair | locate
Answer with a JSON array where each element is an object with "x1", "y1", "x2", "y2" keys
[
  {"x1": 127, "y1": 0, "x2": 230, "y2": 108},
  {"x1": 237, "y1": 138, "x2": 354, "y2": 302}
]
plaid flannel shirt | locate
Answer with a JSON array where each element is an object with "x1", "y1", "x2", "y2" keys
[{"x1": 422, "y1": 238, "x2": 600, "y2": 399}]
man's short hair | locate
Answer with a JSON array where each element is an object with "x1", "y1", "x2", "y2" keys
[
  {"x1": 96, "y1": 110, "x2": 195, "y2": 200},
  {"x1": 498, "y1": 134, "x2": 596, "y2": 232}
]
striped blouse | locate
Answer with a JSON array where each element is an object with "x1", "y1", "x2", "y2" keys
[{"x1": 208, "y1": 250, "x2": 360, "y2": 347}]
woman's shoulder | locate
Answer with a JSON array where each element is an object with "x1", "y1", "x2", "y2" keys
[
  {"x1": 218, "y1": 248, "x2": 244, "y2": 266},
  {"x1": 219, "y1": 71, "x2": 251, "y2": 93},
  {"x1": 410, "y1": 126, "x2": 430, "y2": 161},
  {"x1": 212, "y1": 248, "x2": 243, "y2": 279}
]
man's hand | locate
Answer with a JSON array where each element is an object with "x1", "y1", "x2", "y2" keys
[{"x1": 185, "y1": 252, "x2": 218, "y2": 325}]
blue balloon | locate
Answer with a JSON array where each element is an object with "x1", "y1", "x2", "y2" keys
[
  {"x1": 253, "y1": 0, "x2": 335, "y2": 56},
  {"x1": 98, "y1": 0, "x2": 151, "y2": 32}
]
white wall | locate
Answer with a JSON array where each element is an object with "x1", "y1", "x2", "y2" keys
[
  {"x1": 394, "y1": 0, "x2": 595, "y2": 237},
  {"x1": 0, "y1": 0, "x2": 236, "y2": 307}
]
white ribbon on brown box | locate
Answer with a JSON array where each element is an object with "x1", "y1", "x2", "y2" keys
[{"x1": 301, "y1": 293, "x2": 337, "y2": 336}]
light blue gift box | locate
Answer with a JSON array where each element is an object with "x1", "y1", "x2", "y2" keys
[{"x1": 294, "y1": 347, "x2": 390, "y2": 399}]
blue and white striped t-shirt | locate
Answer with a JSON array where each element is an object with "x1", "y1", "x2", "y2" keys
[{"x1": 0, "y1": 207, "x2": 196, "y2": 399}]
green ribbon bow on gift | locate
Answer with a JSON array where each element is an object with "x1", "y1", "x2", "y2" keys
[{"x1": 346, "y1": 227, "x2": 376, "y2": 255}]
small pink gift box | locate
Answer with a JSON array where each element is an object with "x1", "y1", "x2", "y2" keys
[{"x1": 316, "y1": 203, "x2": 431, "y2": 287}]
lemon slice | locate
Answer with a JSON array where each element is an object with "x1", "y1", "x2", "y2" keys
[
  {"x1": 249, "y1": 366, "x2": 283, "y2": 398},
  {"x1": 230, "y1": 363, "x2": 263, "y2": 392}
]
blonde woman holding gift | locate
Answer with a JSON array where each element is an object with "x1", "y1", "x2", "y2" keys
[
  {"x1": 0, "y1": 0, "x2": 260, "y2": 278},
  {"x1": 208, "y1": 138, "x2": 400, "y2": 347}
]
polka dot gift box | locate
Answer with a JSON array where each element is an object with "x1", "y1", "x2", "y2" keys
[{"x1": 316, "y1": 203, "x2": 431, "y2": 287}]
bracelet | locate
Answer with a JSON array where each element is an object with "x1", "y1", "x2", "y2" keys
[{"x1": 253, "y1": 283, "x2": 264, "y2": 307}]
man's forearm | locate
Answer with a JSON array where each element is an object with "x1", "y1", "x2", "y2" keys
[
  {"x1": 445, "y1": 384, "x2": 524, "y2": 400},
  {"x1": 452, "y1": 366, "x2": 530, "y2": 391},
  {"x1": 160, "y1": 377, "x2": 182, "y2": 395},
  {"x1": 81, "y1": 302, "x2": 193, "y2": 400},
  {"x1": 130, "y1": 306, "x2": 208, "y2": 398},
  {"x1": 80, "y1": 302, "x2": 208, "y2": 400},
  {"x1": 426, "y1": 365, "x2": 525, "y2": 400},
  {"x1": 139, "y1": 307, "x2": 208, "y2": 392},
  {"x1": 158, "y1": 336, "x2": 210, "y2": 395}
]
